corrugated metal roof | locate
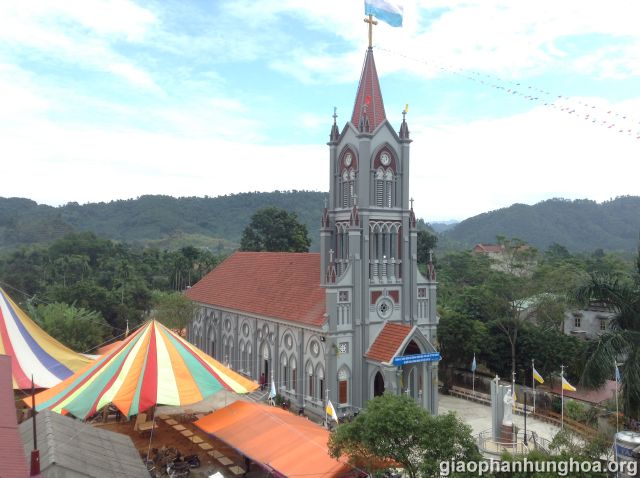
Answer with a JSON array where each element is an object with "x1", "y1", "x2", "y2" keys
[
  {"x1": 195, "y1": 401, "x2": 354, "y2": 478},
  {"x1": 0, "y1": 355, "x2": 30, "y2": 478},
  {"x1": 19, "y1": 410, "x2": 147, "y2": 478}
]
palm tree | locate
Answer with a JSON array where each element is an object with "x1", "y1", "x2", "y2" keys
[{"x1": 574, "y1": 252, "x2": 640, "y2": 418}]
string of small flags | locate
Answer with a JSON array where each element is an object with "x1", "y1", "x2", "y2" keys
[{"x1": 375, "y1": 45, "x2": 640, "y2": 140}]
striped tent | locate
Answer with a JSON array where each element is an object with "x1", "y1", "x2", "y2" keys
[
  {"x1": 0, "y1": 287, "x2": 92, "y2": 389},
  {"x1": 30, "y1": 320, "x2": 258, "y2": 419}
]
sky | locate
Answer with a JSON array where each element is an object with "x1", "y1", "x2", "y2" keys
[{"x1": 1, "y1": 1, "x2": 639, "y2": 222}]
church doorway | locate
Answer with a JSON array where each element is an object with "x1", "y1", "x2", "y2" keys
[
  {"x1": 260, "y1": 342, "x2": 271, "y2": 382},
  {"x1": 374, "y1": 371, "x2": 385, "y2": 397}
]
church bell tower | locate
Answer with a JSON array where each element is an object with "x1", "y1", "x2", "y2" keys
[{"x1": 320, "y1": 21, "x2": 439, "y2": 414}]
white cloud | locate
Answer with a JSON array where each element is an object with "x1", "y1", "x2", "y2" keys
[
  {"x1": 410, "y1": 101, "x2": 640, "y2": 221},
  {"x1": 0, "y1": 1, "x2": 159, "y2": 90}
]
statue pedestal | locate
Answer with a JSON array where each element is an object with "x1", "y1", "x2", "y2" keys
[{"x1": 500, "y1": 424, "x2": 514, "y2": 445}]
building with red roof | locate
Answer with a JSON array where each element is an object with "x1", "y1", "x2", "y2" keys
[{"x1": 187, "y1": 40, "x2": 439, "y2": 418}]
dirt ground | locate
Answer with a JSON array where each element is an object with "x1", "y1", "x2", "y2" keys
[{"x1": 96, "y1": 408, "x2": 267, "y2": 478}]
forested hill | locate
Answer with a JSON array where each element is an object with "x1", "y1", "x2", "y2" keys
[
  {"x1": 444, "y1": 196, "x2": 640, "y2": 253},
  {"x1": 2, "y1": 194, "x2": 638, "y2": 254},
  {"x1": 0, "y1": 192, "x2": 326, "y2": 251}
]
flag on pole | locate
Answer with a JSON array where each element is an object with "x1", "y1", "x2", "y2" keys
[
  {"x1": 615, "y1": 363, "x2": 621, "y2": 383},
  {"x1": 364, "y1": 0, "x2": 403, "y2": 27},
  {"x1": 562, "y1": 376, "x2": 576, "y2": 392},
  {"x1": 268, "y1": 379, "x2": 277, "y2": 399},
  {"x1": 471, "y1": 355, "x2": 477, "y2": 372},
  {"x1": 326, "y1": 399, "x2": 339, "y2": 423},
  {"x1": 533, "y1": 367, "x2": 544, "y2": 384}
]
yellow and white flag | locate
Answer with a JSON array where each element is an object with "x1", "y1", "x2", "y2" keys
[
  {"x1": 326, "y1": 399, "x2": 339, "y2": 423},
  {"x1": 562, "y1": 376, "x2": 576, "y2": 392},
  {"x1": 533, "y1": 367, "x2": 544, "y2": 384}
]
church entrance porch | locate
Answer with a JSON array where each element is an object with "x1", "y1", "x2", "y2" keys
[{"x1": 364, "y1": 322, "x2": 440, "y2": 414}]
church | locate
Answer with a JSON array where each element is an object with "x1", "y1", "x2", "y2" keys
[{"x1": 186, "y1": 38, "x2": 440, "y2": 418}]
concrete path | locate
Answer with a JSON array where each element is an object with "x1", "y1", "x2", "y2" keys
[{"x1": 439, "y1": 394, "x2": 561, "y2": 442}]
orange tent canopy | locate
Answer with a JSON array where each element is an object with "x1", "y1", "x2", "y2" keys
[
  {"x1": 195, "y1": 401, "x2": 357, "y2": 478},
  {"x1": 96, "y1": 340, "x2": 123, "y2": 355}
]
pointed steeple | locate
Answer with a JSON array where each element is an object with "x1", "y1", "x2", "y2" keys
[{"x1": 351, "y1": 47, "x2": 386, "y2": 132}]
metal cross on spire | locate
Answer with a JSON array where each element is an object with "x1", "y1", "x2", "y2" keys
[
  {"x1": 332, "y1": 106, "x2": 337, "y2": 124},
  {"x1": 364, "y1": 14, "x2": 378, "y2": 48}
]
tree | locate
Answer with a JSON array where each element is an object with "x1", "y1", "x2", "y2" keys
[
  {"x1": 438, "y1": 311, "x2": 490, "y2": 389},
  {"x1": 28, "y1": 302, "x2": 109, "y2": 353},
  {"x1": 573, "y1": 253, "x2": 640, "y2": 417},
  {"x1": 240, "y1": 207, "x2": 311, "y2": 253},
  {"x1": 417, "y1": 229, "x2": 438, "y2": 265},
  {"x1": 151, "y1": 291, "x2": 196, "y2": 331},
  {"x1": 328, "y1": 394, "x2": 479, "y2": 478}
]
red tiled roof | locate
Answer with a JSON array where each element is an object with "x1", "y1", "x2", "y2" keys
[
  {"x1": 351, "y1": 47, "x2": 387, "y2": 131},
  {"x1": 0, "y1": 355, "x2": 30, "y2": 478},
  {"x1": 550, "y1": 380, "x2": 617, "y2": 405},
  {"x1": 365, "y1": 322, "x2": 412, "y2": 363},
  {"x1": 185, "y1": 252, "x2": 326, "y2": 328},
  {"x1": 473, "y1": 244, "x2": 504, "y2": 253}
]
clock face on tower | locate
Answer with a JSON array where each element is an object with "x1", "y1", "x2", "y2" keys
[
  {"x1": 380, "y1": 152, "x2": 391, "y2": 166},
  {"x1": 344, "y1": 153, "x2": 352, "y2": 167}
]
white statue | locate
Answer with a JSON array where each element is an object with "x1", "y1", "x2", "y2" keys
[{"x1": 502, "y1": 389, "x2": 514, "y2": 426}]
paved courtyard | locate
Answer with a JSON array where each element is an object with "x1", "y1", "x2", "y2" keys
[{"x1": 439, "y1": 394, "x2": 561, "y2": 442}]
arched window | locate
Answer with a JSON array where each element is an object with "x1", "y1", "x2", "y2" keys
[
  {"x1": 338, "y1": 367, "x2": 350, "y2": 405},
  {"x1": 340, "y1": 169, "x2": 357, "y2": 208},
  {"x1": 384, "y1": 169, "x2": 393, "y2": 207},
  {"x1": 316, "y1": 364, "x2": 325, "y2": 401},
  {"x1": 247, "y1": 343, "x2": 253, "y2": 378},
  {"x1": 280, "y1": 353, "x2": 289, "y2": 391},
  {"x1": 306, "y1": 362, "x2": 314, "y2": 398},
  {"x1": 373, "y1": 149, "x2": 396, "y2": 208},
  {"x1": 342, "y1": 170, "x2": 349, "y2": 207},
  {"x1": 290, "y1": 356, "x2": 297, "y2": 393}
]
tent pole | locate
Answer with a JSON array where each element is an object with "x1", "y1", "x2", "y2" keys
[{"x1": 145, "y1": 405, "x2": 157, "y2": 464}]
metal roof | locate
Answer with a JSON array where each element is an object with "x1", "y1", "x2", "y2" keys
[{"x1": 19, "y1": 410, "x2": 147, "y2": 478}]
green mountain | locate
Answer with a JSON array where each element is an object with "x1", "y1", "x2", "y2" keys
[
  {"x1": 2, "y1": 194, "x2": 638, "y2": 254},
  {"x1": 0, "y1": 192, "x2": 327, "y2": 252},
  {"x1": 443, "y1": 196, "x2": 640, "y2": 253}
]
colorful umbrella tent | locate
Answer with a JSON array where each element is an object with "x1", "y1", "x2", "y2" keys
[
  {"x1": 30, "y1": 320, "x2": 258, "y2": 419},
  {"x1": 0, "y1": 287, "x2": 92, "y2": 389}
]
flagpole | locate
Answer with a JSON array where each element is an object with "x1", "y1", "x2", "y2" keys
[
  {"x1": 615, "y1": 359, "x2": 619, "y2": 433},
  {"x1": 532, "y1": 359, "x2": 535, "y2": 415},
  {"x1": 472, "y1": 354, "x2": 476, "y2": 396},
  {"x1": 615, "y1": 359, "x2": 620, "y2": 478},
  {"x1": 560, "y1": 365, "x2": 564, "y2": 429},
  {"x1": 325, "y1": 388, "x2": 329, "y2": 428},
  {"x1": 512, "y1": 370, "x2": 516, "y2": 413}
]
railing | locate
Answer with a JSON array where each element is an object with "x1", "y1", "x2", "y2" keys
[
  {"x1": 369, "y1": 258, "x2": 402, "y2": 283},
  {"x1": 478, "y1": 429, "x2": 551, "y2": 457},
  {"x1": 449, "y1": 385, "x2": 599, "y2": 439}
]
